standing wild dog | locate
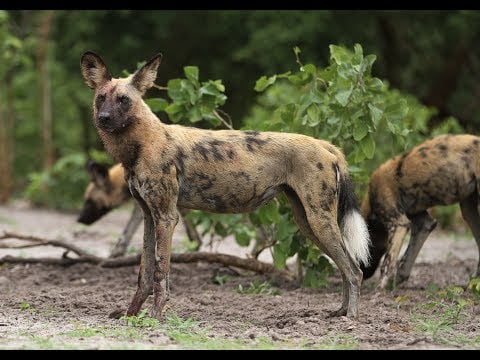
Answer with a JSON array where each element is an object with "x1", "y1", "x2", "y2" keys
[
  {"x1": 77, "y1": 161, "x2": 201, "y2": 257},
  {"x1": 80, "y1": 51, "x2": 370, "y2": 319},
  {"x1": 361, "y1": 134, "x2": 480, "y2": 289}
]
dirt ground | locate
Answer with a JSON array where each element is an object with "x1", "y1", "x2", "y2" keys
[{"x1": 1, "y1": 201, "x2": 479, "y2": 350}]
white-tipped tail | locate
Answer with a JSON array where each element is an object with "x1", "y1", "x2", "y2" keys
[{"x1": 342, "y1": 210, "x2": 371, "y2": 266}]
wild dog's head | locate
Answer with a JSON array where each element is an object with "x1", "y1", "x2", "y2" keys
[
  {"x1": 80, "y1": 51, "x2": 162, "y2": 134},
  {"x1": 77, "y1": 161, "x2": 130, "y2": 225}
]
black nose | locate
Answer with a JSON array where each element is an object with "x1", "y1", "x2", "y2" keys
[{"x1": 98, "y1": 112, "x2": 110, "y2": 122}]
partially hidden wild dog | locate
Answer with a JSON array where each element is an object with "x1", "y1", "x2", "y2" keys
[
  {"x1": 77, "y1": 161, "x2": 201, "y2": 257},
  {"x1": 80, "y1": 51, "x2": 371, "y2": 319},
  {"x1": 361, "y1": 134, "x2": 480, "y2": 289}
]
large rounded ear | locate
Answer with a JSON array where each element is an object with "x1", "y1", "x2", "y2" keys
[
  {"x1": 80, "y1": 51, "x2": 112, "y2": 90},
  {"x1": 130, "y1": 53, "x2": 163, "y2": 96},
  {"x1": 86, "y1": 160, "x2": 110, "y2": 189}
]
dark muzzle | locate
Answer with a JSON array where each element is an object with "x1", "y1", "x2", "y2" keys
[{"x1": 77, "y1": 199, "x2": 111, "y2": 225}]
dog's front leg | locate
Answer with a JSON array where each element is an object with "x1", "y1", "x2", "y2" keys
[
  {"x1": 151, "y1": 211, "x2": 178, "y2": 319},
  {"x1": 126, "y1": 187, "x2": 156, "y2": 316},
  {"x1": 138, "y1": 173, "x2": 179, "y2": 319}
]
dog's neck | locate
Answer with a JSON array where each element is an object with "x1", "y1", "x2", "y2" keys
[{"x1": 98, "y1": 101, "x2": 165, "y2": 169}]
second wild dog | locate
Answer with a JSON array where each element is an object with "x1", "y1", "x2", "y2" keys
[{"x1": 361, "y1": 134, "x2": 480, "y2": 289}]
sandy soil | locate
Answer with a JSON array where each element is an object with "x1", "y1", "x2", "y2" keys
[{"x1": 0, "y1": 202, "x2": 479, "y2": 350}]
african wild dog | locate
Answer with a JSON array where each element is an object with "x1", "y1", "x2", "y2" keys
[
  {"x1": 77, "y1": 161, "x2": 201, "y2": 257},
  {"x1": 80, "y1": 51, "x2": 370, "y2": 319},
  {"x1": 361, "y1": 134, "x2": 480, "y2": 289}
]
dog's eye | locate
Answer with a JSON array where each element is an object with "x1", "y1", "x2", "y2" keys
[
  {"x1": 97, "y1": 94, "x2": 106, "y2": 103},
  {"x1": 118, "y1": 95, "x2": 130, "y2": 105}
]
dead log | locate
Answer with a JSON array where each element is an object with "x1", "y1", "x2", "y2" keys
[{"x1": 0, "y1": 231, "x2": 294, "y2": 281}]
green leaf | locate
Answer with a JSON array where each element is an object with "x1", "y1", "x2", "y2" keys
[
  {"x1": 386, "y1": 99, "x2": 409, "y2": 122},
  {"x1": 167, "y1": 79, "x2": 185, "y2": 102},
  {"x1": 327, "y1": 115, "x2": 341, "y2": 125},
  {"x1": 199, "y1": 82, "x2": 221, "y2": 97},
  {"x1": 368, "y1": 104, "x2": 383, "y2": 125},
  {"x1": 360, "y1": 133, "x2": 376, "y2": 159},
  {"x1": 302, "y1": 64, "x2": 316, "y2": 75},
  {"x1": 280, "y1": 104, "x2": 296, "y2": 124},
  {"x1": 188, "y1": 106, "x2": 203, "y2": 122},
  {"x1": 293, "y1": 46, "x2": 301, "y2": 56},
  {"x1": 165, "y1": 104, "x2": 184, "y2": 116},
  {"x1": 363, "y1": 54, "x2": 377, "y2": 74},
  {"x1": 329, "y1": 45, "x2": 352, "y2": 65},
  {"x1": 337, "y1": 63, "x2": 354, "y2": 80},
  {"x1": 352, "y1": 119, "x2": 368, "y2": 141},
  {"x1": 258, "y1": 201, "x2": 281, "y2": 224},
  {"x1": 366, "y1": 77, "x2": 383, "y2": 91},
  {"x1": 184, "y1": 66, "x2": 199, "y2": 82},
  {"x1": 306, "y1": 104, "x2": 320, "y2": 126},
  {"x1": 273, "y1": 244, "x2": 287, "y2": 270},
  {"x1": 318, "y1": 65, "x2": 336, "y2": 83},
  {"x1": 255, "y1": 75, "x2": 277, "y2": 92},
  {"x1": 288, "y1": 71, "x2": 312, "y2": 86},
  {"x1": 235, "y1": 231, "x2": 251, "y2": 247},
  {"x1": 352, "y1": 44, "x2": 363, "y2": 67},
  {"x1": 210, "y1": 79, "x2": 225, "y2": 92},
  {"x1": 145, "y1": 98, "x2": 168, "y2": 112},
  {"x1": 334, "y1": 86, "x2": 353, "y2": 106}
]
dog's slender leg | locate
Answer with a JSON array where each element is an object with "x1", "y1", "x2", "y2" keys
[
  {"x1": 137, "y1": 173, "x2": 179, "y2": 319},
  {"x1": 151, "y1": 215, "x2": 178, "y2": 319},
  {"x1": 284, "y1": 187, "x2": 350, "y2": 314},
  {"x1": 110, "y1": 202, "x2": 143, "y2": 258},
  {"x1": 311, "y1": 222, "x2": 361, "y2": 318},
  {"x1": 378, "y1": 226, "x2": 408, "y2": 290},
  {"x1": 397, "y1": 212, "x2": 437, "y2": 284},
  {"x1": 126, "y1": 189, "x2": 155, "y2": 316},
  {"x1": 459, "y1": 193, "x2": 480, "y2": 277}
]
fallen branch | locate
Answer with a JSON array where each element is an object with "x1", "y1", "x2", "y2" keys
[
  {"x1": 0, "y1": 231, "x2": 294, "y2": 281},
  {"x1": 0, "y1": 231, "x2": 90, "y2": 257}
]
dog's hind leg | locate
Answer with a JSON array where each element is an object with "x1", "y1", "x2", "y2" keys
[
  {"x1": 284, "y1": 186, "x2": 350, "y2": 316},
  {"x1": 110, "y1": 202, "x2": 143, "y2": 258},
  {"x1": 308, "y1": 217, "x2": 361, "y2": 318},
  {"x1": 397, "y1": 211, "x2": 437, "y2": 284},
  {"x1": 460, "y1": 192, "x2": 480, "y2": 277},
  {"x1": 377, "y1": 225, "x2": 408, "y2": 290},
  {"x1": 289, "y1": 186, "x2": 361, "y2": 318}
]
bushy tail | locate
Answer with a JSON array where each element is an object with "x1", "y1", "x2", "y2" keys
[{"x1": 337, "y1": 170, "x2": 371, "y2": 267}]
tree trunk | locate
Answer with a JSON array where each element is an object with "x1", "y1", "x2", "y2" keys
[
  {"x1": 423, "y1": 42, "x2": 469, "y2": 128},
  {"x1": 36, "y1": 10, "x2": 55, "y2": 170},
  {"x1": 377, "y1": 15, "x2": 400, "y2": 89},
  {"x1": 0, "y1": 72, "x2": 14, "y2": 204}
]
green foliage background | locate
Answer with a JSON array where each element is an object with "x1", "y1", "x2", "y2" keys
[{"x1": 0, "y1": 10, "x2": 474, "y2": 283}]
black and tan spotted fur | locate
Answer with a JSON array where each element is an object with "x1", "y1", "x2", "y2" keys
[
  {"x1": 80, "y1": 51, "x2": 370, "y2": 320},
  {"x1": 361, "y1": 134, "x2": 480, "y2": 288}
]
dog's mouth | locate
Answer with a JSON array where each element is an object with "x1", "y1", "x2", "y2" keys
[{"x1": 97, "y1": 117, "x2": 134, "y2": 134}]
